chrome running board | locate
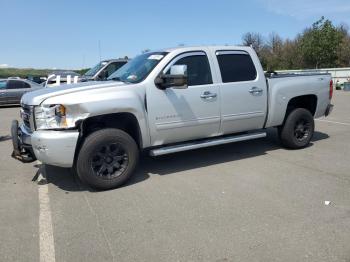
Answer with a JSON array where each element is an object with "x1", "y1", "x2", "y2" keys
[{"x1": 150, "y1": 132, "x2": 267, "y2": 156}]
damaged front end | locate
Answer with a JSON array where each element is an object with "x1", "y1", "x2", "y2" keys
[{"x1": 11, "y1": 119, "x2": 36, "y2": 163}]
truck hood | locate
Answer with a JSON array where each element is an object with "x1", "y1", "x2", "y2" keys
[{"x1": 21, "y1": 81, "x2": 127, "y2": 106}]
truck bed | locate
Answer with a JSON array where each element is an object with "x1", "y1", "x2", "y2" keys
[
  {"x1": 266, "y1": 72, "x2": 330, "y2": 79},
  {"x1": 264, "y1": 73, "x2": 332, "y2": 128}
]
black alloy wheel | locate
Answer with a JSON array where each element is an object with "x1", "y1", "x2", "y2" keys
[{"x1": 91, "y1": 143, "x2": 129, "y2": 179}]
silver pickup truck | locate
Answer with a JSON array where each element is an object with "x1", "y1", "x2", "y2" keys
[{"x1": 11, "y1": 46, "x2": 334, "y2": 190}]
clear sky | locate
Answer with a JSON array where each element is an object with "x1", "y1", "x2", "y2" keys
[{"x1": 1, "y1": 0, "x2": 350, "y2": 69}]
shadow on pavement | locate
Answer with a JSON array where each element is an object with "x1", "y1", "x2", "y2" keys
[
  {"x1": 0, "y1": 105, "x2": 21, "y2": 108},
  {"x1": 42, "y1": 129, "x2": 329, "y2": 192},
  {"x1": 0, "y1": 135, "x2": 11, "y2": 142}
]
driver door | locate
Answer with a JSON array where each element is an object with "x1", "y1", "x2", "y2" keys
[{"x1": 147, "y1": 52, "x2": 221, "y2": 146}]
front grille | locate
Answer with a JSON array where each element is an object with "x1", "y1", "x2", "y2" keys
[{"x1": 20, "y1": 104, "x2": 34, "y2": 132}]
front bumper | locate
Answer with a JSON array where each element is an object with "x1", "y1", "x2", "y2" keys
[
  {"x1": 11, "y1": 120, "x2": 36, "y2": 163},
  {"x1": 11, "y1": 120, "x2": 79, "y2": 167}
]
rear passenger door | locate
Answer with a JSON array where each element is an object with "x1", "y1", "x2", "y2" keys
[
  {"x1": 6, "y1": 80, "x2": 31, "y2": 104},
  {"x1": 215, "y1": 50, "x2": 267, "y2": 134}
]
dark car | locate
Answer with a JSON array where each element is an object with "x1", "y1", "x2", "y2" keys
[
  {"x1": 81, "y1": 59, "x2": 129, "y2": 82},
  {"x1": 0, "y1": 78, "x2": 43, "y2": 105}
]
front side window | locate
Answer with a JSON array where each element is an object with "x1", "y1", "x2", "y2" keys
[
  {"x1": 216, "y1": 52, "x2": 257, "y2": 83},
  {"x1": 84, "y1": 61, "x2": 108, "y2": 77},
  {"x1": 166, "y1": 54, "x2": 212, "y2": 86},
  {"x1": 108, "y1": 52, "x2": 168, "y2": 83},
  {"x1": 105, "y1": 62, "x2": 127, "y2": 77}
]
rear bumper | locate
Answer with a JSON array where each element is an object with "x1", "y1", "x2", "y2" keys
[
  {"x1": 325, "y1": 104, "x2": 334, "y2": 117},
  {"x1": 11, "y1": 121, "x2": 79, "y2": 167}
]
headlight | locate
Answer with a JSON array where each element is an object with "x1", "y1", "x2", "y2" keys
[{"x1": 34, "y1": 104, "x2": 72, "y2": 130}]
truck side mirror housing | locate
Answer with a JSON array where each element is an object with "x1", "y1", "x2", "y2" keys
[{"x1": 155, "y1": 65, "x2": 188, "y2": 89}]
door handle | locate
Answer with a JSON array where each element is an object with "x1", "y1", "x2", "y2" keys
[
  {"x1": 200, "y1": 91, "x2": 217, "y2": 99},
  {"x1": 249, "y1": 87, "x2": 263, "y2": 95}
]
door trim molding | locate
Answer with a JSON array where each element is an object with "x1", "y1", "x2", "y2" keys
[
  {"x1": 156, "y1": 116, "x2": 220, "y2": 130},
  {"x1": 222, "y1": 111, "x2": 265, "y2": 121}
]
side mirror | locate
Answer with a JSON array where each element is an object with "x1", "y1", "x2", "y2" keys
[{"x1": 155, "y1": 65, "x2": 188, "y2": 89}]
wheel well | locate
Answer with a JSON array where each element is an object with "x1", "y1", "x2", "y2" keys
[
  {"x1": 80, "y1": 113, "x2": 142, "y2": 146},
  {"x1": 73, "y1": 113, "x2": 142, "y2": 167},
  {"x1": 286, "y1": 95, "x2": 317, "y2": 117}
]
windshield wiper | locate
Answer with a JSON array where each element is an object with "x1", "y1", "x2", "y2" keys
[
  {"x1": 109, "y1": 76, "x2": 131, "y2": 84},
  {"x1": 110, "y1": 77, "x2": 122, "y2": 81}
]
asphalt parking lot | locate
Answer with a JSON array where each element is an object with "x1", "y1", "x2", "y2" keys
[{"x1": 0, "y1": 91, "x2": 349, "y2": 262}]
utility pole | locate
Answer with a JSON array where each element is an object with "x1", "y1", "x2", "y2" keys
[
  {"x1": 98, "y1": 40, "x2": 102, "y2": 62},
  {"x1": 82, "y1": 54, "x2": 86, "y2": 69}
]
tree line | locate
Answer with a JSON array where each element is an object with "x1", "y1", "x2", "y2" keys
[
  {"x1": 242, "y1": 17, "x2": 350, "y2": 71},
  {"x1": 0, "y1": 68, "x2": 89, "y2": 79}
]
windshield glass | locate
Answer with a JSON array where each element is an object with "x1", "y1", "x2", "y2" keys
[
  {"x1": 108, "y1": 52, "x2": 168, "y2": 83},
  {"x1": 84, "y1": 61, "x2": 108, "y2": 77}
]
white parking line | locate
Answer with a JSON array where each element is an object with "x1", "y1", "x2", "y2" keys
[
  {"x1": 37, "y1": 164, "x2": 56, "y2": 262},
  {"x1": 316, "y1": 119, "x2": 350, "y2": 126}
]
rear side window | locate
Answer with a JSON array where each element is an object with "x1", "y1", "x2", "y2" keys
[
  {"x1": 216, "y1": 52, "x2": 257, "y2": 83},
  {"x1": 167, "y1": 55, "x2": 213, "y2": 86},
  {"x1": 7, "y1": 80, "x2": 31, "y2": 89}
]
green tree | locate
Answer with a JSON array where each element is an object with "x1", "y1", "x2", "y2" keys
[
  {"x1": 242, "y1": 32, "x2": 267, "y2": 67},
  {"x1": 337, "y1": 36, "x2": 350, "y2": 67},
  {"x1": 336, "y1": 24, "x2": 350, "y2": 67},
  {"x1": 300, "y1": 17, "x2": 343, "y2": 68},
  {"x1": 279, "y1": 37, "x2": 304, "y2": 69},
  {"x1": 264, "y1": 32, "x2": 284, "y2": 71},
  {"x1": 242, "y1": 32, "x2": 264, "y2": 53}
]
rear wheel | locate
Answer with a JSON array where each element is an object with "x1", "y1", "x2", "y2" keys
[
  {"x1": 279, "y1": 108, "x2": 314, "y2": 149},
  {"x1": 76, "y1": 128, "x2": 139, "y2": 190}
]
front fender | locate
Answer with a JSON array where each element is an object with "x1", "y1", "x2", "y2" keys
[{"x1": 42, "y1": 86, "x2": 151, "y2": 148}]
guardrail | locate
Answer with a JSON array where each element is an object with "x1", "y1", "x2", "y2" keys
[
  {"x1": 276, "y1": 67, "x2": 350, "y2": 84},
  {"x1": 45, "y1": 74, "x2": 79, "y2": 87}
]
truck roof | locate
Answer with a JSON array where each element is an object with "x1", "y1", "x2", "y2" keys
[
  {"x1": 101, "y1": 58, "x2": 129, "y2": 63},
  {"x1": 162, "y1": 45, "x2": 253, "y2": 53}
]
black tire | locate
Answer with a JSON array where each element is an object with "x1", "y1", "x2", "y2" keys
[
  {"x1": 279, "y1": 108, "x2": 314, "y2": 149},
  {"x1": 11, "y1": 120, "x2": 20, "y2": 153},
  {"x1": 76, "y1": 128, "x2": 139, "y2": 190}
]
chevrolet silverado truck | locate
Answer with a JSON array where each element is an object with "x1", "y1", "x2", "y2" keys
[{"x1": 11, "y1": 46, "x2": 334, "y2": 190}]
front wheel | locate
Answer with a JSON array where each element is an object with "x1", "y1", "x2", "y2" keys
[
  {"x1": 278, "y1": 108, "x2": 315, "y2": 149},
  {"x1": 76, "y1": 128, "x2": 139, "y2": 190}
]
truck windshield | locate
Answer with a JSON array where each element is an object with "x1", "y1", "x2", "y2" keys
[
  {"x1": 108, "y1": 52, "x2": 168, "y2": 83},
  {"x1": 84, "y1": 61, "x2": 108, "y2": 77}
]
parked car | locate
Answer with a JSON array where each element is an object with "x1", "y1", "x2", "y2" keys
[
  {"x1": 80, "y1": 59, "x2": 129, "y2": 82},
  {"x1": 0, "y1": 78, "x2": 43, "y2": 105},
  {"x1": 12, "y1": 46, "x2": 333, "y2": 189}
]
